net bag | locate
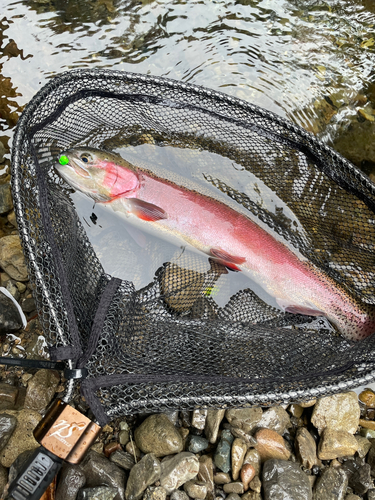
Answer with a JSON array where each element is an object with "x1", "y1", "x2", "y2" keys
[{"x1": 11, "y1": 69, "x2": 375, "y2": 425}]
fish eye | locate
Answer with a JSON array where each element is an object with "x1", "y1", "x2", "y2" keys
[{"x1": 81, "y1": 153, "x2": 92, "y2": 164}]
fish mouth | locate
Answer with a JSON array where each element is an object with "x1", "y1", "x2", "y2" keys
[{"x1": 57, "y1": 152, "x2": 91, "y2": 179}]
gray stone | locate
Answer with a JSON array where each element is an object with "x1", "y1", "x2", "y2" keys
[
  {"x1": 262, "y1": 459, "x2": 312, "y2": 500},
  {"x1": 214, "y1": 429, "x2": 234, "y2": 473},
  {"x1": 311, "y1": 392, "x2": 360, "y2": 435},
  {"x1": 56, "y1": 463, "x2": 86, "y2": 500},
  {"x1": 257, "y1": 407, "x2": 291, "y2": 435},
  {"x1": 0, "y1": 291, "x2": 23, "y2": 334},
  {"x1": 160, "y1": 452, "x2": 200, "y2": 494},
  {"x1": 80, "y1": 449, "x2": 126, "y2": 500},
  {"x1": 205, "y1": 409, "x2": 225, "y2": 443},
  {"x1": 119, "y1": 430, "x2": 130, "y2": 446},
  {"x1": 163, "y1": 410, "x2": 179, "y2": 425},
  {"x1": 0, "y1": 235, "x2": 29, "y2": 281},
  {"x1": 170, "y1": 491, "x2": 189, "y2": 500},
  {"x1": 348, "y1": 464, "x2": 372, "y2": 496},
  {"x1": 192, "y1": 409, "x2": 207, "y2": 430},
  {"x1": 78, "y1": 486, "x2": 118, "y2": 500},
  {"x1": 0, "y1": 412, "x2": 16, "y2": 451},
  {"x1": 223, "y1": 482, "x2": 245, "y2": 495},
  {"x1": 313, "y1": 467, "x2": 348, "y2": 500},
  {"x1": 109, "y1": 449, "x2": 135, "y2": 470},
  {"x1": 0, "y1": 409, "x2": 41, "y2": 467},
  {"x1": 187, "y1": 435, "x2": 209, "y2": 453},
  {"x1": 21, "y1": 297, "x2": 36, "y2": 313},
  {"x1": 295, "y1": 427, "x2": 317, "y2": 469},
  {"x1": 143, "y1": 486, "x2": 167, "y2": 500},
  {"x1": 0, "y1": 183, "x2": 13, "y2": 214},
  {"x1": 225, "y1": 408, "x2": 263, "y2": 435},
  {"x1": 24, "y1": 369, "x2": 60, "y2": 412},
  {"x1": 184, "y1": 479, "x2": 207, "y2": 499},
  {"x1": 368, "y1": 490, "x2": 375, "y2": 500},
  {"x1": 134, "y1": 414, "x2": 183, "y2": 457},
  {"x1": 125, "y1": 453, "x2": 161, "y2": 500},
  {"x1": 7, "y1": 448, "x2": 35, "y2": 484}
]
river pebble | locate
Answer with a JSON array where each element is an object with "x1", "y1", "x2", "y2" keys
[
  {"x1": 231, "y1": 437, "x2": 247, "y2": 480},
  {"x1": 0, "y1": 383, "x2": 18, "y2": 410},
  {"x1": 183, "y1": 479, "x2": 207, "y2": 499},
  {"x1": 110, "y1": 449, "x2": 136, "y2": 470},
  {"x1": 223, "y1": 481, "x2": 244, "y2": 494},
  {"x1": 159, "y1": 452, "x2": 199, "y2": 494},
  {"x1": 254, "y1": 429, "x2": 291, "y2": 462},
  {"x1": 0, "y1": 291, "x2": 23, "y2": 334},
  {"x1": 205, "y1": 409, "x2": 225, "y2": 443},
  {"x1": 125, "y1": 453, "x2": 161, "y2": 500},
  {"x1": 197, "y1": 454, "x2": 214, "y2": 495},
  {"x1": 348, "y1": 463, "x2": 372, "y2": 496},
  {"x1": 240, "y1": 464, "x2": 256, "y2": 491},
  {"x1": 24, "y1": 369, "x2": 60, "y2": 412},
  {"x1": 249, "y1": 475, "x2": 261, "y2": 493},
  {"x1": 317, "y1": 428, "x2": 359, "y2": 460},
  {"x1": 0, "y1": 183, "x2": 13, "y2": 215},
  {"x1": 257, "y1": 407, "x2": 291, "y2": 435},
  {"x1": 214, "y1": 428, "x2": 234, "y2": 473},
  {"x1": 80, "y1": 449, "x2": 126, "y2": 500},
  {"x1": 225, "y1": 408, "x2": 262, "y2": 434},
  {"x1": 262, "y1": 459, "x2": 312, "y2": 500},
  {"x1": 56, "y1": 464, "x2": 86, "y2": 500},
  {"x1": 143, "y1": 486, "x2": 167, "y2": 500},
  {"x1": 311, "y1": 392, "x2": 360, "y2": 435},
  {"x1": 0, "y1": 413, "x2": 16, "y2": 452},
  {"x1": 187, "y1": 435, "x2": 209, "y2": 453},
  {"x1": 313, "y1": 467, "x2": 348, "y2": 500},
  {"x1": 243, "y1": 449, "x2": 261, "y2": 476},
  {"x1": 170, "y1": 490, "x2": 189, "y2": 500},
  {"x1": 192, "y1": 409, "x2": 207, "y2": 430},
  {"x1": 134, "y1": 414, "x2": 183, "y2": 457},
  {"x1": 294, "y1": 427, "x2": 317, "y2": 469},
  {"x1": 78, "y1": 486, "x2": 118, "y2": 500},
  {"x1": 0, "y1": 235, "x2": 28, "y2": 281},
  {"x1": 0, "y1": 409, "x2": 41, "y2": 467}
]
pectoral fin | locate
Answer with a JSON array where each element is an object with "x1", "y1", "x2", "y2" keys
[
  {"x1": 276, "y1": 298, "x2": 323, "y2": 317},
  {"x1": 128, "y1": 199, "x2": 167, "y2": 222},
  {"x1": 210, "y1": 248, "x2": 246, "y2": 271}
]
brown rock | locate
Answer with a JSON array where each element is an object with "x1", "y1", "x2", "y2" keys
[
  {"x1": 254, "y1": 429, "x2": 291, "y2": 462},
  {"x1": 241, "y1": 492, "x2": 261, "y2": 500},
  {"x1": 232, "y1": 438, "x2": 247, "y2": 481},
  {"x1": 318, "y1": 428, "x2": 359, "y2": 460},
  {"x1": 295, "y1": 427, "x2": 317, "y2": 469},
  {"x1": 104, "y1": 441, "x2": 122, "y2": 458},
  {"x1": 354, "y1": 435, "x2": 371, "y2": 458},
  {"x1": 311, "y1": 392, "x2": 360, "y2": 435},
  {"x1": 359, "y1": 388, "x2": 375, "y2": 408},
  {"x1": 299, "y1": 399, "x2": 316, "y2": 408},
  {"x1": 288, "y1": 404, "x2": 304, "y2": 418},
  {"x1": 0, "y1": 383, "x2": 18, "y2": 410},
  {"x1": 240, "y1": 464, "x2": 256, "y2": 491},
  {"x1": 24, "y1": 369, "x2": 60, "y2": 412}
]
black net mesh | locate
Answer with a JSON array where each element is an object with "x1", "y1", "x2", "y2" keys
[{"x1": 11, "y1": 69, "x2": 375, "y2": 425}]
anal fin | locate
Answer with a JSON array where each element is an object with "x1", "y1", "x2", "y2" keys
[{"x1": 210, "y1": 248, "x2": 246, "y2": 271}]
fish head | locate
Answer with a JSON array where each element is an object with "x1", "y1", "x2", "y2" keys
[{"x1": 55, "y1": 148, "x2": 140, "y2": 203}]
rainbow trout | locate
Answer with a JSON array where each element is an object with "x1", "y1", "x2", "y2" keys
[{"x1": 56, "y1": 147, "x2": 375, "y2": 341}]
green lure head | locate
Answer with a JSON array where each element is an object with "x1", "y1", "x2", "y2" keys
[{"x1": 58, "y1": 155, "x2": 69, "y2": 166}]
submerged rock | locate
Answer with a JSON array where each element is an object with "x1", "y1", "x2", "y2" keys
[
  {"x1": 125, "y1": 453, "x2": 161, "y2": 500},
  {"x1": 80, "y1": 450, "x2": 126, "y2": 500},
  {"x1": 56, "y1": 464, "x2": 86, "y2": 500},
  {"x1": 24, "y1": 369, "x2": 60, "y2": 412},
  {"x1": 159, "y1": 452, "x2": 200, "y2": 494},
  {"x1": 313, "y1": 467, "x2": 348, "y2": 500}
]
